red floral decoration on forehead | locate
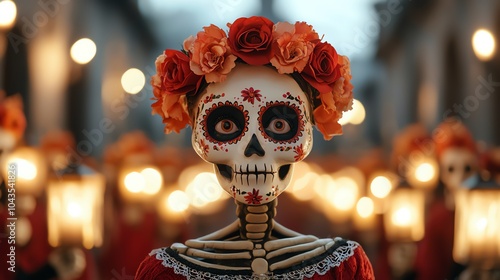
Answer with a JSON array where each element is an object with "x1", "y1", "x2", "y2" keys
[{"x1": 150, "y1": 16, "x2": 354, "y2": 140}]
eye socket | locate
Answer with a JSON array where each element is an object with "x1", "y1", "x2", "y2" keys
[
  {"x1": 267, "y1": 118, "x2": 291, "y2": 134},
  {"x1": 206, "y1": 105, "x2": 245, "y2": 142},
  {"x1": 215, "y1": 119, "x2": 238, "y2": 134},
  {"x1": 464, "y1": 164, "x2": 472, "y2": 174},
  {"x1": 261, "y1": 105, "x2": 299, "y2": 141},
  {"x1": 448, "y1": 165, "x2": 455, "y2": 173}
]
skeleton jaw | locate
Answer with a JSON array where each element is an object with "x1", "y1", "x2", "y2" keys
[
  {"x1": 216, "y1": 164, "x2": 291, "y2": 186},
  {"x1": 215, "y1": 163, "x2": 293, "y2": 205}
]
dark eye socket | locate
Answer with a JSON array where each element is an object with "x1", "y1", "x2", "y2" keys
[
  {"x1": 464, "y1": 164, "x2": 472, "y2": 173},
  {"x1": 262, "y1": 105, "x2": 298, "y2": 141},
  {"x1": 448, "y1": 165, "x2": 455, "y2": 173},
  {"x1": 207, "y1": 106, "x2": 244, "y2": 142}
]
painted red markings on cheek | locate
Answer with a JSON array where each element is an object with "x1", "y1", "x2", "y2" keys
[
  {"x1": 293, "y1": 144, "x2": 305, "y2": 162},
  {"x1": 274, "y1": 146, "x2": 292, "y2": 152}
]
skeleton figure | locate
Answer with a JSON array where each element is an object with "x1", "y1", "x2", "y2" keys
[
  {"x1": 136, "y1": 64, "x2": 373, "y2": 279},
  {"x1": 180, "y1": 64, "x2": 331, "y2": 274},
  {"x1": 434, "y1": 119, "x2": 479, "y2": 209},
  {"x1": 136, "y1": 16, "x2": 374, "y2": 279}
]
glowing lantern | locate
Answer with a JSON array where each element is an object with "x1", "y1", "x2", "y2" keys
[
  {"x1": 1, "y1": 147, "x2": 48, "y2": 197},
  {"x1": 384, "y1": 185, "x2": 425, "y2": 242},
  {"x1": 453, "y1": 180, "x2": 500, "y2": 269},
  {"x1": 47, "y1": 165, "x2": 104, "y2": 249},
  {"x1": 118, "y1": 165, "x2": 163, "y2": 203}
]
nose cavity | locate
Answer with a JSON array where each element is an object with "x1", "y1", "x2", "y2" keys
[{"x1": 244, "y1": 134, "x2": 265, "y2": 157}]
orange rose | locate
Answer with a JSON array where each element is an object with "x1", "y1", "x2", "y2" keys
[
  {"x1": 155, "y1": 50, "x2": 202, "y2": 95},
  {"x1": 270, "y1": 21, "x2": 320, "y2": 74},
  {"x1": 159, "y1": 93, "x2": 190, "y2": 134},
  {"x1": 313, "y1": 104, "x2": 342, "y2": 140},
  {"x1": 183, "y1": 24, "x2": 237, "y2": 83},
  {"x1": 332, "y1": 55, "x2": 354, "y2": 112},
  {"x1": 151, "y1": 79, "x2": 190, "y2": 134},
  {"x1": 312, "y1": 55, "x2": 353, "y2": 140},
  {"x1": 227, "y1": 16, "x2": 274, "y2": 65},
  {"x1": 301, "y1": 42, "x2": 341, "y2": 94}
]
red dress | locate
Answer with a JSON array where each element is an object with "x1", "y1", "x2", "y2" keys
[
  {"x1": 413, "y1": 197, "x2": 455, "y2": 280},
  {"x1": 135, "y1": 238, "x2": 374, "y2": 279}
]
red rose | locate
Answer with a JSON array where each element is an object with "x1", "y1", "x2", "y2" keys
[
  {"x1": 301, "y1": 42, "x2": 341, "y2": 94},
  {"x1": 227, "y1": 16, "x2": 274, "y2": 65},
  {"x1": 156, "y1": 49, "x2": 202, "y2": 95}
]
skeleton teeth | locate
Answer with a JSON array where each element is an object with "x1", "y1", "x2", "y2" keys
[
  {"x1": 232, "y1": 164, "x2": 278, "y2": 185},
  {"x1": 240, "y1": 165, "x2": 243, "y2": 185},
  {"x1": 263, "y1": 164, "x2": 267, "y2": 183}
]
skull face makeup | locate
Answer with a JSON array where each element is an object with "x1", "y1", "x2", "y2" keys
[
  {"x1": 440, "y1": 147, "x2": 478, "y2": 192},
  {"x1": 191, "y1": 64, "x2": 314, "y2": 205}
]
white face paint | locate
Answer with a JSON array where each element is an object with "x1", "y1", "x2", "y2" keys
[
  {"x1": 440, "y1": 148, "x2": 478, "y2": 192},
  {"x1": 192, "y1": 64, "x2": 314, "y2": 205}
]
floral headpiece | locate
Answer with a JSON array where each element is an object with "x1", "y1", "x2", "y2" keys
[{"x1": 151, "y1": 16, "x2": 353, "y2": 140}]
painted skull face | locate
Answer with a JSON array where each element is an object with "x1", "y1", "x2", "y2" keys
[
  {"x1": 192, "y1": 64, "x2": 314, "y2": 205},
  {"x1": 440, "y1": 148, "x2": 478, "y2": 192}
]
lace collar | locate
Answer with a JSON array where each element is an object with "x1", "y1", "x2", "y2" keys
[{"x1": 150, "y1": 237, "x2": 359, "y2": 280}]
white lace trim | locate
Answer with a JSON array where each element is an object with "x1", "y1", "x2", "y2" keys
[{"x1": 151, "y1": 238, "x2": 359, "y2": 280}]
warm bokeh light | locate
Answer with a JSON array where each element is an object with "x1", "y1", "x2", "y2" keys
[
  {"x1": 140, "y1": 167, "x2": 163, "y2": 195},
  {"x1": 167, "y1": 190, "x2": 190, "y2": 212},
  {"x1": 121, "y1": 166, "x2": 163, "y2": 202},
  {"x1": 391, "y1": 207, "x2": 412, "y2": 226},
  {"x1": 121, "y1": 68, "x2": 146, "y2": 94},
  {"x1": 124, "y1": 171, "x2": 145, "y2": 193},
  {"x1": 370, "y1": 175, "x2": 393, "y2": 198},
  {"x1": 472, "y1": 29, "x2": 496, "y2": 61},
  {"x1": 328, "y1": 177, "x2": 359, "y2": 211},
  {"x1": 0, "y1": 0, "x2": 16, "y2": 29},
  {"x1": 406, "y1": 156, "x2": 439, "y2": 189},
  {"x1": 414, "y1": 162, "x2": 435, "y2": 182},
  {"x1": 290, "y1": 171, "x2": 318, "y2": 201},
  {"x1": 16, "y1": 158, "x2": 37, "y2": 180},
  {"x1": 339, "y1": 99, "x2": 366, "y2": 125},
  {"x1": 185, "y1": 172, "x2": 223, "y2": 208},
  {"x1": 1, "y1": 147, "x2": 48, "y2": 197},
  {"x1": 70, "y1": 38, "x2": 97, "y2": 64},
  {"x1": 356, "y1": 197, "x2": 375, "y2": 218},
  {"x1": 67, "y1": 201, "x2": 83, "y2": 218},
  {"x1": 313, "y1": 174, "x2": 335, "y2": 199}
]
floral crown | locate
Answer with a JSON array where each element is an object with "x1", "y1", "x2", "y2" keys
[{"x1": 151, "y1": 16, "x2": 353, "y2": 140}]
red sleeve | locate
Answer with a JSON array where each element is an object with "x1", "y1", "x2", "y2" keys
[
  {"x1": 311, "y1": 246, "x2": 375, "y2": 280},
  {"x1": 134, "y1": 254, "x2": 186, "y2": 280}
]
